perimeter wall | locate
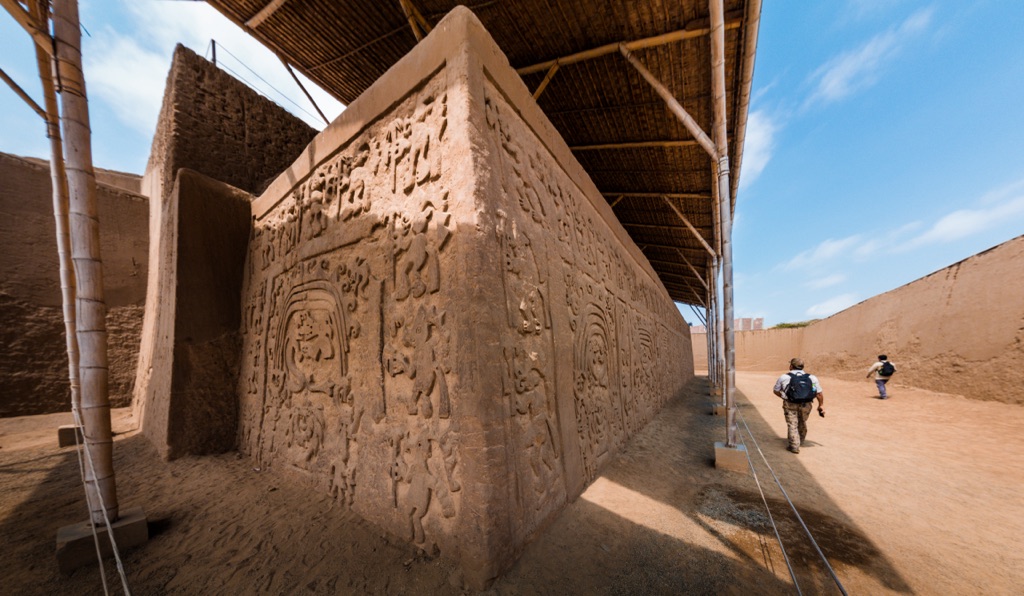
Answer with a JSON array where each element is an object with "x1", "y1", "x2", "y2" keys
[
  {"x1": 693, "y1": 234, "x2": 1024, "y2": 404},
  {"x1": 0, "y1": 152, "x2": 148, "y2": 417}
]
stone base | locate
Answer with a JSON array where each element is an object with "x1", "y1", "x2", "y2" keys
[
  {"x1": 714, "y1": 442, "x2": 749, "y2": 474},
  {"x1": 710, "y1": 387, "x2": 723, "y2": 397},
  {"x1": 57, "y1": 424, "x2": 83, "y2": 447},
  {"x1": 56, "y1": 506, "x2": 149, "y2": 574},
  {"x1": 711, "y1": 404, "x2": 727, "y2": 416}
]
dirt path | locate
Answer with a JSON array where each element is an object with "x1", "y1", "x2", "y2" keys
[{"x1": 1, "y1": 373, "x2": 1020, "y2": 594}]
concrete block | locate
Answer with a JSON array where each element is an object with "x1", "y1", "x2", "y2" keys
[
  {"x1": 711, "y1": 404, "x2": 727, "y2": 416},
  {"x1": 56, "y1": 506, "x2": 148, "y2": 574},
  {"x1": 714, "y1": 442, "x2": 749, "y2": 474},
  {"x1": 57, "y1": 424, "x2": 83, "y2": 447}
]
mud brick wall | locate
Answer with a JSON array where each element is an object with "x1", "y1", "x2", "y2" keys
[
  {"x1": 237, "y1": 8, "x2": 692, "y2": 588},
  {"x1": 0, "y1": 152, "x2": 147, "y2": 417},
  {"x1": 133, "y1": 45, "x2": 316, "y2": 454},
  {"x1": 693, "y1": 234, "x2": 1024, "y2": 404}
]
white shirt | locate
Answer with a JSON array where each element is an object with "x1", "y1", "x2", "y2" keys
[{"x1": 868, "y1": 360, "x2": 896, "y2": 380}]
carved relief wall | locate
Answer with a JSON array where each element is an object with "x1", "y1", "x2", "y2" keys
[
  {"x1": 236, "y1": 7, "x2": 692, "y2": 587},
  {"x1": 240, "y1": 74, "x2": 464, "y2": 554}
]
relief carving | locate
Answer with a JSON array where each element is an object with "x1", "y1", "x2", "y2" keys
[
  {"x1": 384, "y1": 304, "x2": 451, "y2": 419},
  {"x1": 497, "y1": 211, "x2": 550, "y2": 335},
  {"x1": 389, "y1": 425, "x2": 461, "y2": 545}
]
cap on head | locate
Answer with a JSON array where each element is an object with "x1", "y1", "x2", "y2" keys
[
  {"x1": 789, "y1": 357, "x2": 804, "y2": 370},
  {"x1": 878, "y1": 354, "x2": 887, "y2": 361}
]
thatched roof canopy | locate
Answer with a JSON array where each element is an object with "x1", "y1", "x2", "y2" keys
[{"x1": 206, "y1": 0, "x2": 760, "y2": 307}]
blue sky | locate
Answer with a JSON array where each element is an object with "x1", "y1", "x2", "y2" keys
[{"x1": 2, "y1": 1, "x2": 1022, "y2": 326}]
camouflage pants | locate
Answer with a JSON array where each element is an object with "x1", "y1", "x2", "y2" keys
[{"x1": 783, "y1": 401, "x2": 813, "y2": 449}]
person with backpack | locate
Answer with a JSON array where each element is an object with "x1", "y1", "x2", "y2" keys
[
  {"x1": 772, "y1": 358, "x2": 825, "y2": 454},
  {"x1": 867, "y1": 354, "x2": 896, "y2": 399}
]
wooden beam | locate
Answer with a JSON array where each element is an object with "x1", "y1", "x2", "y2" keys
[
  {"x1": 246, "y1": 0, "x2": 290, "y2": 29},
  {"x1": 570, "y1": 139, "x2": 699, "y2": 151},
  {"x1": 603, "y1": 191, "x2": 712, "y2": 200},
  {"x1": 660, "y1": 195, "x2": 715, "y2": 256},
  {"x1": 398, "y1": 0, "x2": 424, "y2": 41},
  {"x1": 621, "y1": 221, "x2": 711, "y2": 232},
  {"x1": 0, "y1": 67, "x2": 46, "y2": 120},
  {"x1": 609, "y1": 194, "x2": 625, "y2": 209},
  {"x1": 277, "y1": 53, "x2": 329, "y2": 125},
  {"x1": 677, "y1": 248, "x2": 709, "y2": 291},
  {"x1": 517, "y1": 19, "x2": 741, "y2": 75},
  {"x1": 1, "y1": 0, "x2": 53, "y2": 56},
  {"x1": 620, "y1": 44, "x2": 717, "y2": 159},
  {"x1": 532, "y1": 62, "x2": 559, "y2": 99}
]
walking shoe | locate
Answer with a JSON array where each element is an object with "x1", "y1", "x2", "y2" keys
[{"x1": 787, "y1": 446, "x2": 800, "y2": 454}]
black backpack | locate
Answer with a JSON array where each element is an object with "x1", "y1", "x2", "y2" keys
[
  {"x1": 785, "y1": 373, "x2": 817, "y2": 403},
  {"x1": 879, "y1": 361, "x2": 896, "y2": 376}
]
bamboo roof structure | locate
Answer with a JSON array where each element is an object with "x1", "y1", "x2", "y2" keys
[{"x1": 206, "y1": 0, "x2": 760, "y2": 306}]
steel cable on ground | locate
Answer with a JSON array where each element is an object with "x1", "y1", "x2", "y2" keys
[
  {"x1": 737, "y1": 407, "x2": 849, "y2": 596},
  {"x1": 71, "y1": 406, "x2": 132, "y2": 596},
  {"x1": 69, "y1": 405, "x2": 110, "y2": 596},
  {"x1": 736, "y1": 425, "x2": 802, "y2": 594}
]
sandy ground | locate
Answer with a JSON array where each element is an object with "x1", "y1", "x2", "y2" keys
[{"x1": 1, "y1": 372, "x2": 1022, "y2": 595}]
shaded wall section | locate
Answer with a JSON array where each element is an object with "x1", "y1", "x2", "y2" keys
[
  {"x1": 237, "y1": 8, "x2": 692, "y2": 589},
  {"x1": 133, "y1": 44, "x2": 316, "y2": 457},
  {"x1": 0, "y1": 152, "x2": 147, "y2": 417},
  {"x1": 692, "y1": 234, "x2": 1024, "y2": 404}
]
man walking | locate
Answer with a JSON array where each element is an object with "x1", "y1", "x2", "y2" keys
[
  {"x1": 867, "y1": 354, "x2": 896, "y2": 399},
  {"x1": 773, "y1": 358, "x2": 825, "y2": 454}
]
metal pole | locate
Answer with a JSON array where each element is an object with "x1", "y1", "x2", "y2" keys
[
  {"x1": 211, "y1": 39, "x2": 217, "y2": 66},
  {"x1": 710, "y1": 0, "x2": 737, "y2": 447}
]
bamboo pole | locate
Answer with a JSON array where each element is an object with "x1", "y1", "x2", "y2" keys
[
  {"x1": 603, "y1": 191, "x2": 712, "y2": 200},
  {"x1": 619, "y1": 44, "x2": 718, "y2": 159},
  {"x1": 245, "y1": 0, "x2": 289, "y2": 29},
  {"x1": 0, "y1": 66, "x2": 48, "y2": 120},
  {"x1": 729, "y1": 0, "x2": 762, "y2": 205},
  {"x1": 532, "y1": 62, "x2": 559, "y2": 99},
  {"x1": 398, "y1": 0, "x2": 424, "y2": 41},
  {"x1": 32, "y1": 0, "x2": 80, "y2": 421},
  {"x1": 1, "y1": 0, "x2": 53, "y2": 55},
  {"x1": 53, "y1": 0, "x2": 118, "y2": 524},
  {"x1": 609, "y1": 194, "x2": 625, "y2": 209},
  {"x1": 676, "y1": 248, "x2": 708, "y2": 291},
  {"x1": 276, "y1": 52, "x2": 329, "y2": 125},
  {"x1": 660, "y1": 195, "x2": 716, "y2": 256},
  {"x1": 518, "y1": 20, "x2": 741, "y2": 76},
  {"x1": 570, "y1": 139, "x2": 699, "y2": 151},
  {"x1": 710, "y1": 0, "x2": 737, "y2": 446}
]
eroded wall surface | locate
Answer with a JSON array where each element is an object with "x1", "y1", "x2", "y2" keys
[
  {"x1": 693, "y1": 234, "x2": 1024, "y2": 404},
  {"x1": 0, "y1": 152, "x2": 147, "y2": 417},
  {"x1": 134, "y1": 44, "x2": 315, "y2": 450},
  {"x1": 237, "y1": 7, "x2": 691, "y2": 587}
]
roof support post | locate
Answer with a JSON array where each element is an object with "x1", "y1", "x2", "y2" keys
[
  {"x1": 709, "y1": 0, "x2": 737, "y2": 447},
  {"x1": 619, "y1": 44, "x2": 718, "y2": 159},
  {"x1": 398, "y1": 0, "x2": 425, "y2": 41},
  {"x1": 276, "y1": 53, "x2": 329, "y2": 125},
  {"x1": 53, "y1": 0, "x2": 118, "y2": 524},
  {"x1": 660, "y1": 195, "x2": 715, "y2": 256}
]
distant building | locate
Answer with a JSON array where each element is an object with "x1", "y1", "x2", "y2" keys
[{"x1": 690, "y1": 317, "x2": 763, "y2": 334}]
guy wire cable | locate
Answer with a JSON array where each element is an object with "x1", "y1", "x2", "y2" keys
[
  {"x1": 72, "y1": 406, "x2": 133, "y2": 596},
  {"x1": 738, "y1": 424, "x2": 802, "y2": 594},
  {"x1": 737, "y1": 408, "x2": 849, "y2": 596},
  {"x1": 70, "y1": 404, "x2": 111, "y2": 596}
]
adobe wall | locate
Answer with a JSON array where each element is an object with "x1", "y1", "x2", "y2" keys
[
  {"x1": 0, "y1": 152, "x2": 147, "y2": 417},
  {"x1": 133, "y1": 45, "x2": 316, "y2": 452},
  {"x1": 237, "y1": 7, "x2": 691, "y2": 588},
  {"x1": 692, "y1": 234, "x2": 1024, "y2": 404}
]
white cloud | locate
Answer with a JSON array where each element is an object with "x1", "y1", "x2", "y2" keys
[
  {"x1": 738, "y1": 110, "x2": 777, "y2": 190},
  {"x1": 805, "y1": 8, "x2": 934, "y2": 107},
  {"x1": 806, "y1": 293, "x2": 859, "y2": 318},
  {"x1": 897, "y1": 194, "x2": 1024, "y2": 251},
  {"x1": 782, "y1": 235, "x2": 862, "y2": 271},
  {"x1": 805, "y1": 273, "x2": 846, "y2": 289},
  {"x1": 83, "y1": 0, "x2": 343, "y2": 136}
]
